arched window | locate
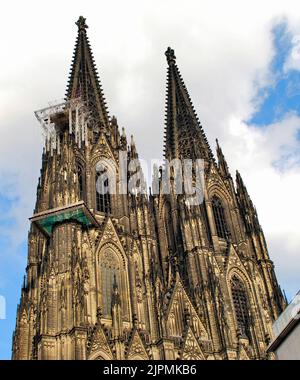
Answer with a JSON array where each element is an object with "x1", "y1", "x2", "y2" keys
[
  {"x1": 164, "y1": 201, "x2": 175, "y2": 252},
  {"x1": 231, "y1": 276, "x2": 251, "y2": 339},
  {"x1": 78, "y1": 165, "x2": 84, "y2": 201},
  {"x1": 99, "y1": 249, "x2": 121, "y2": 317},
  {"x1": 95, "y1": 165, "x2": 111, "y2": 213},
  {"x1": 212, "y1": 196, "x2": 228, "y2": 239}
]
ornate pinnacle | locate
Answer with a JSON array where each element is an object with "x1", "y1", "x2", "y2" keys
[
  {"x1": 96, "y1": 307, "x2": 102, "y2": 322},
  {"x1": 76, "y1": 16, "x2": 88, "y2": 31},
  {"x1": 113, "y1": 273, "x2": 118, "y2": 290},
  {"x1": 165, "y1": 47, "x2": 176, "y2": 65},
  {"x1": 112, "y1": 274, "x2": 121, "y2": 306}
]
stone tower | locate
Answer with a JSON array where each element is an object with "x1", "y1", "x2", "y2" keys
[{"x1": 12, "y1": 17, "x2": 286, "y2": 360}]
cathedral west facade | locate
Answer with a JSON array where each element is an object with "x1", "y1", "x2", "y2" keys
[{"x1": 12, "y1": 17, "x2": 286, "y2": 360}]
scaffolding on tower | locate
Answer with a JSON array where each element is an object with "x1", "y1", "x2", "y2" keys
[{"x1": 34, "y1": 97, "x2": 91, "y2": 155}]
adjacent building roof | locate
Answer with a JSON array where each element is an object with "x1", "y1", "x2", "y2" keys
[{"x1": 267, "y1": 290, "x2": 300, "y2": 352}]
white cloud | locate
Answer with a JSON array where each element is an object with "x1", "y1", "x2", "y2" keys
[
  {"x1": 0, "y1": 0, "x2": 300, "y2": 298},
  {"x1": 222, "y1": 114, "x2": 300, "y2": 298}
]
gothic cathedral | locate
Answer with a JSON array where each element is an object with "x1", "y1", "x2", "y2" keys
[{"x1": 12, "y1": 17, "x2": 286, "y2": 360}]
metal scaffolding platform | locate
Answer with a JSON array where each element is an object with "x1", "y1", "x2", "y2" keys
[{"x1": 34, "y1": 97, "x2": 91, "y2": 155}]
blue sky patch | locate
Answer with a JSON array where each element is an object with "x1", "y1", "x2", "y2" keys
[{"x1": 250, "y1": 22, "x2": 300, "y2": 126}]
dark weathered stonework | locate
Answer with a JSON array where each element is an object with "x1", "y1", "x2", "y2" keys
[{"x1": 12, "y1": 17, "x2": 286, "y2": 360}]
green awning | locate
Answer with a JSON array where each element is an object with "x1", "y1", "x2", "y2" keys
[{"x1": 30, "y1": 201, "x2": 98, "y2": 236}]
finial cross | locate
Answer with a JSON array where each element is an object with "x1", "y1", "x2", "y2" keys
[
  {"x1": 165, "y1": 47, "x2": 176, "y2": 65},
  {"x1": 76, "y1": 16, "x2": 88, "y2": 31}
]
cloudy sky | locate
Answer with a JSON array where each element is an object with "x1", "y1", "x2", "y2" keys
[{"x1": 1, "y1": 0, "x2": 300, "y2": 359}]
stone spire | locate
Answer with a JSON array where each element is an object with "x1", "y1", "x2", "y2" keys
[
  {"x1": 111, "y1": 274, "x2": 121, "y2": 308},
  {"x1": 111, "y1": 275, "x2": 124, "y2": 359},
  {"x1": 66, "y1": 16, "x2": 110, "y2": 129},
  {"x1": 164, "y1": 47, "x2": 214, "y2": 161},
  {"x1": 216, "y1": 139, "x2": 230, "y2": 177},
  {"x1": 236, "y1": 170, "x2": 261, "y2": 233}
]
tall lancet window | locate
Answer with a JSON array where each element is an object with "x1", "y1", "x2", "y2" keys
[
  {"x1": 95, "y1": 163, "x2": 111, "y2": 213},
  {"x1": 231, "y1": 276, "x2": 251, "y2": 339},
  {"x1": 212, "y1": 196, "x2": 228, "y2": 239},
  {"x1": 164, "y1": 201, "x2": 175, "y2": 253},
  {"x1": 77, "y1": 165, "x2": 84, "y2": 201}
]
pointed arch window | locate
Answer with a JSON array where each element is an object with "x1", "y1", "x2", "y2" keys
[
  {"x1": 95, "y1": 164, "x2": 111, "y2": 213},
  {"x1": 98, "y1": 247, "x2": 129, "y2": 319},
  {"x1": 231, "y1": 276, "x2": 251, "y2": 339},
  {"x1": 77, "y1": 165, "x2": 85, "y2": 201},
  {"x1": 164, "y1": 201, "x2": 175, "y2": 252},
  {"x1": 212, "y1": 196, "x2": 228, "y2": 239}
]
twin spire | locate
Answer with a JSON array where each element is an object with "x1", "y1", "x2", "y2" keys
[
  {"x1": 164, "y1": 47, "x2": 214, "y2": 161},
  {"x1": 66, "y1": 16, "x2": 109, "y2": 128},
  {"x1": 67, "y1": 17, "x2": 214, "y2": 162},
  {"x1": 65, "y1": 18, "x2": 260, "y2": 231}
]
